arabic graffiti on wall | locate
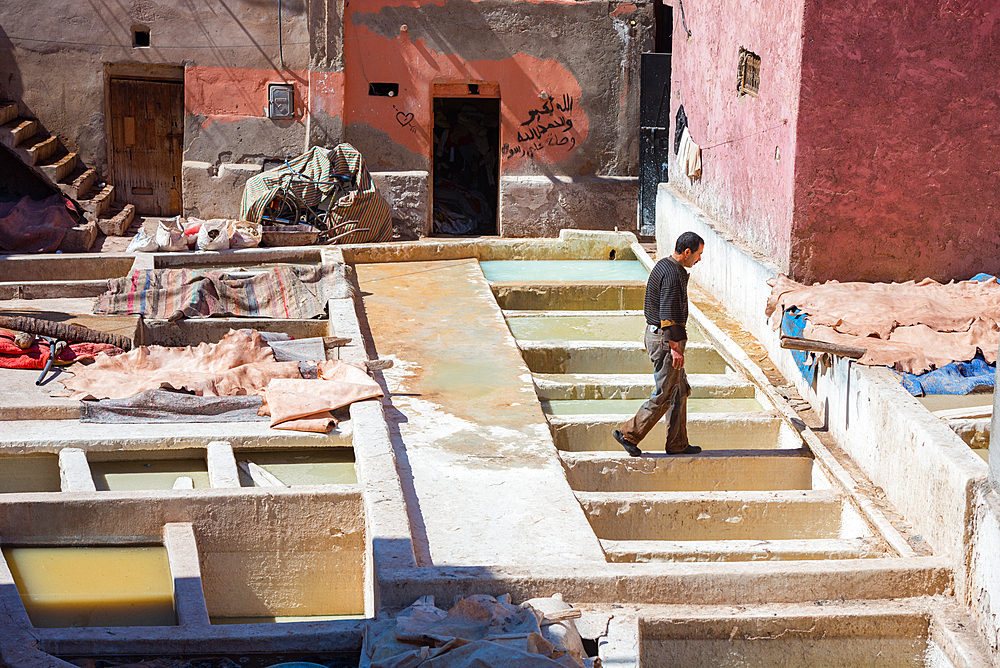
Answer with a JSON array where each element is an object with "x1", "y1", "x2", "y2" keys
[{"x1": 502, "y1": 93, "x2": 579, "y2": 161}]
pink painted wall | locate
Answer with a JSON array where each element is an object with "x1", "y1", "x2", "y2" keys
[
  {"x1": 792, "y1": 0, "x2": 1000, "y2": 284},
  {"x1": 342, "y1": 1, "x2": 588, "y2": 173},
  {"x1": 669, "y1": 0, "x2": 803, "y2": 269}
]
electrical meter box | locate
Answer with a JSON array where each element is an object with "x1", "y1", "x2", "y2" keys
[{"x1": 269, "y1": 84, "x2": 294, "y2": 119}]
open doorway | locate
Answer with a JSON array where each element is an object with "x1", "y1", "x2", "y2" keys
[{"x1": 432, "y1": 97, "x2": 499, "y2": 236}]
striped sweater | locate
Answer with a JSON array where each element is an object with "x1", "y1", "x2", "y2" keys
[{"x1": 644, "y1": 256, "x2": 689, "y2": 341}]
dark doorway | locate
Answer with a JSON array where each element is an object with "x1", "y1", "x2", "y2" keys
[
  {"x1": 432, "y1": 97, "x2": 499, "y2": 236},
  {"x1": 108, "y1": 78, "x2": 184, "y2": 215}
]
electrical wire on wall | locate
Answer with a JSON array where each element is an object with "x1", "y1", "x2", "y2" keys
[
  {"x1": 677, "y1": 0, "x2": 692, "y2": 37},
  {"x1": 278, "y1": 0, "x2": 284, "y2": 69}
]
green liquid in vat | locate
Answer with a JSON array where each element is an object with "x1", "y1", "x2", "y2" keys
[
  {"x1": 481, "y1": 260, "x2": 649, "y2": 282},
  {"x1": 238, "y1": 449, "x2": 357, "y2": 486},
  {"x1": 90, "y1": 459, "x2": 211, "y2": 491},
  {"x1": 3, "y1": 546, "x2": 176, "y2": 628}
]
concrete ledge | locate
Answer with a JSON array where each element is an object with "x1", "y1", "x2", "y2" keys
[
  {"x1": 577, "y1": 490, "x2": 845, "y2": 541},
  {"x1": 561, "y1": 449, "x2": 814, "y2": 492},
  {"x1": 340, "y1": 229, "x2": 639, "y2": 264},
  {"x1": 181, "y1": 161, "x2": 261, "y2": 220},
  {"x1": 604, "y1": 537, "x2": 884, "y2": 562},
  {"x1": 533, "y1": 372, "x2": 753, "y2": 401},
  {"x1": 519, "y1": 340, "x2": 726, "y2": 375},
  {"x1": 549, "y1": 413, "x2": 797, "y2": 452},
  {"x1": 206, "y1": 441, "x2": 240, "y2": 489},
  {"x1": 0, "y1": 280, "x2": 109, "y2": 299},
  {"x1": 370, "y1": 170, "x2": 429, "y2": 241},
  {"x1": 163, "y1": 522, "x2": 211, "y2": 627},
  {"x1": 374, "y1": 557, "x2": 953, "y2": 609},
  {"x1": 58, "y1": 447, "x2": 95, "y2": 492},
  {"x1": 492, "y1": 283, "x2": 646, "y2": 311},
  {"x1": 500, "y1": 175, "x2": 638, "y2": 238}
]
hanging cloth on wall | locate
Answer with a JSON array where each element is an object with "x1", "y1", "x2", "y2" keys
[{"x1": 677, "y1": 127, "x2": 702, "y2": 180}]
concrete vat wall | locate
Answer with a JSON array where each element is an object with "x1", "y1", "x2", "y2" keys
[
  {"x1": 668, "y1": 0, "x2": 803, "y2": 271},
  {"x1": 792, "y1": 0, "x2": 1000, "y2": 284}
]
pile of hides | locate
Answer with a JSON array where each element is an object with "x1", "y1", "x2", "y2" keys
[
  {"x1": 59, "y1": 329, "x2": 383, "y2": 432},
  {"x1": 93, "y1": 264, "x2": 351, "y2": 320},
  {"x1": 767, "y1": 274, "x2": 1000, "y2": 375},
  {"x1": 0, "y1": 331, "x2": 122, "y2": 370},
  {"x1": 0, "y1": 194, "x2": 81, "y2": 253},
  {"x1": 239, "y1": 144, "x2": 392, "y2": 244},
  {"x1": 362, "y1": 595, "x2": 592, "y2": 668}
]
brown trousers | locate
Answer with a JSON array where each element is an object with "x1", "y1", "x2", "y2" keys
[{"x1": 620, "y1": 331, "x2": 691, "y2": 452}]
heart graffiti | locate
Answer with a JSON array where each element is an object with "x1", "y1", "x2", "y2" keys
[{"x1": 396, "y1": 111, "x2": 414, "y2": 127}]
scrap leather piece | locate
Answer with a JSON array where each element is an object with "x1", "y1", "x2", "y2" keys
[
  {"x1": 768, "y1": 275, "x2": 1000, "y2": 374},
  {"x1": 265, "y1": 359, "x2": 383, "y2": 431},
  {"x1": 59, "y1": 329, "x2": 300, "y2": 400}
]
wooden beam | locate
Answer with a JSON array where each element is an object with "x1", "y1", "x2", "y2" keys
[{"x1": 780, "y1": 335, "x2": 866, "y2": 359}]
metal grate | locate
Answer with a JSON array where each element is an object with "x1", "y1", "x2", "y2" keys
[{"x1": 737, "y1": 48, "x2": 761, "y2": 97}]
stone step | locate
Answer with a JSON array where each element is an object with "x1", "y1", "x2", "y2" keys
[
  {"x1": 576, "y1": 489, "x2": 846, "y2": 541},
  {"x1": 0, "y1": 118, "x2": 37, "y2": 150},
  {"x1": 560, "y1": 449, "x2": 814, "y2": 493},
  {"x1": 533, "y1": 372, "x2": 755, "y2": 401},
  {"x1": 15, "y1": 133, "x2": 57, "y2": 166},
  {"x1": 601, "y1": 537, "x2": 886, "y2": 562},
  {"x1": 492, "y1": 282, "x2": 647, "y2": 311},
  {"x1": 78, "y1": 183, "x2": 115, "y2": 218},
  {"x1": 38, "y1": 149, "x2": 77, "y2": 183},
  {"x1": 58, "y1": 167, "x2": 98, "y2": 200},
  {"x1": 548, "y1": 413, "x2": 801, "y2": 452},
  {"x1": 97, "y1": 203, "x2": 135, "y2": 237},
  {"x1": 57, "y1": 220, "x2": 98, "y2": 253},
  {"x1": 518, "y1": 340, "x2": 728, "y2": 374},
  {"x1": 0, "y1": 103, "x2": 18, "y2": 126}
]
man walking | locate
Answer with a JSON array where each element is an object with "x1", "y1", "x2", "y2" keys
[{"x1": 613, "y1": 231, "x2": 705, "y2": 456}]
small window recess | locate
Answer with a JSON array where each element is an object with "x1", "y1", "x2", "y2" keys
[
  {"x1": 737, "y1": 47, "x2": 761, "y2": 97},
  {"x1": 369, "y1": 83, "x2": 399, "y2": 97},
  {"x1": 132, "y1": 26, "x2": 151, "y2": 48}
]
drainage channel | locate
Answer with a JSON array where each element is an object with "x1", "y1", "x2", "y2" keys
[{"x1": 482, "y1": 259, "x2": 899, "y2": 564}]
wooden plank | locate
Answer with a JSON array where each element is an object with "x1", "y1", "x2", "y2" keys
[{"x1": 780, "y1": 335, "x2": 866, "y2": 359}]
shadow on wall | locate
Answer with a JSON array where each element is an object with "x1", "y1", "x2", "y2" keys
[{"x1": 0, "y1": 24, "x2": 24, "y2": 112}]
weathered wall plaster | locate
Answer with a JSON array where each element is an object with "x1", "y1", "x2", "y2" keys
[
  {"x1": 669, "y1": 0, "x2": 803, "y2": 270},
  {"x1": 792, "y1": 0, "x2": 1000, "y2": 283},
  {"x1": 0, "y1": 0, "x2": 311, "y2": 174}
]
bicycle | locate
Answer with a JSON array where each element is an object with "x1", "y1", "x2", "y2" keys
[{"x1": 257, "y1": 168, "x2": 371, "y2": 244}]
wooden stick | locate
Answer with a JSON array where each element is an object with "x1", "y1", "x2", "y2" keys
[
  {"x1": 0, "y1": 314, "x2": 132, "y2": 351},
  {"x1": 540, "y1": 608, "x2": 582, "y2": 625},
  {"x1": 780, "y1": 335, "x2": 866, "y2": 359},
  {"x1": 933, "y1": 405, "x2": 993, "y2": 421}
]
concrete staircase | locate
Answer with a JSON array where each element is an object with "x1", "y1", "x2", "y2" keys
[{"x1": 0, "y1": 102, "x2": 135, "y2": 249}]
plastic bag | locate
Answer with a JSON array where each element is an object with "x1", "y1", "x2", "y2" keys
[
  {"x1": 155, "y1": 216, "x2": 187, "y2": 252},
  {"x1": 229, "y1": 219, "x2": 262, "y2": 249},
  {"x1": 126, "y1": 228, "x2": 158, "y2": 253},
  {"x1": 196, "y1": 218, "x2": 230, "y2": 251}
]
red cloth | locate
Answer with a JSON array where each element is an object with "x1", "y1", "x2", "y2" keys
[
  {"x1": 0, "y1": 332, "x2": 122, "y2": 370},
  {"x1": 0, "y1": 194, "x2": 80, "y2": 252}
]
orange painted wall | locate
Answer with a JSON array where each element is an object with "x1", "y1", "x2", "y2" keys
[
  {"x1": 343, "y1": 5, "x2": 588, "y2": 172},
  {"x1": 185, "y1": 66, "x2": 310, "y2": 127}
]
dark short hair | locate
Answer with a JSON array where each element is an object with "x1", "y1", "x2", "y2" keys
[{"x1": 675, "y1": 231, "x2": 705, "y2": 254}]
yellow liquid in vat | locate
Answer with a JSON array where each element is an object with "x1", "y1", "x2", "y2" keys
[{"x1": 3, "y1": 546, "x2": 176, "y2": 627}]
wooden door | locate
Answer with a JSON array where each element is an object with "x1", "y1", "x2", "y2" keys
[{"x1": 108, "y1": 78, "x2": 183, "y2": 215}]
